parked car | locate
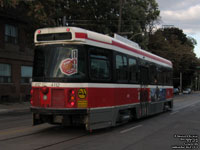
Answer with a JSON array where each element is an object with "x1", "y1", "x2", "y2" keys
[
  {"x1": 173, "y1": 88, "x2": 179, "y2": 95},
  {"x1": 183, "y1": 88, "x2": 191, "y2": 94}
]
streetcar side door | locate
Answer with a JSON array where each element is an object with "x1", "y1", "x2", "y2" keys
[{"x1": 139, "y1": 66, "x2": 149, "y2": 117}]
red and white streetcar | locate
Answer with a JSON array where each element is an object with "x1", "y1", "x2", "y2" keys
[{"x1": 30, "y1": 27, "x2": 173, "y2": 131}]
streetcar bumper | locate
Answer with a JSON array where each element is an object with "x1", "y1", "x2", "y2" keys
[
  {"x1": 30, "y1": 106, "x2": 88, "y2": 115},
  {"x1": 30, "y1": 106, "x2": 88, "y2": 126}
]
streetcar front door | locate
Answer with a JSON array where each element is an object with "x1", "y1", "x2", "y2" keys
[{"x1": 140, "y1": 66, "x2": 149, "y2": 117}]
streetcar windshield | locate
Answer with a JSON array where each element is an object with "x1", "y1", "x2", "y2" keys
[{"x1": 33, "y1": 44, "x2": 87, "y2": 82}]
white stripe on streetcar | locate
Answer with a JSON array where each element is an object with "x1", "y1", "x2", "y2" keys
[{"x1": 32, "y1": 82, "x2": 173, "y2": 89}]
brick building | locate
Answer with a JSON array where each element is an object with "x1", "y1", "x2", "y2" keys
[{"x1": 0, "y1": 8, "x2": 34, "y2": 102}]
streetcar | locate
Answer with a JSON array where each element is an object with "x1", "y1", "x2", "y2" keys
[{"x1": 30, "y1": 27, "x2": 173, "y2": 131}]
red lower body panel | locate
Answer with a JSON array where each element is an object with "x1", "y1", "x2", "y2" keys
[{"x1": 31, "y1": 86, "x2": 173, "y2": 109}]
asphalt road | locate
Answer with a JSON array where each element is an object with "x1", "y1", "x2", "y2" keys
[{"x1": 0, "y1": 93, "x2": 200, "y2": 150}]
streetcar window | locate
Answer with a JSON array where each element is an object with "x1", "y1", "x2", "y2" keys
[
  {"x1": 37, "y1": 32, "x2": 72, "y2": 41},
  {"x1": 33, "y1": 44, "x2": 87, "y2": 82},
  {"x1": 165, "y1": 69, "x2": 173, "y2": 85},
  {"x1": 140, "y1": 66, "x2": 149, "y2": 85},
  {"x1": 90, "y1": 57, "x2": 110, "y2": 80},
  {"x1": 129, "y1": 57, "x2": 137, "y2": 82},
  {"x1": 116, "y1": 54, "x2": 128, "y2": 82},
  {"x1": 163, "y1": 69, "x2": 167, "y2": 85},
  {"x1": 157, "y1": 66, "x2": 163, "y2": 85},
  {"x1": 149, "y1": 64, "x2": 157, "y2": 84},
  {"x1": 89, "y1": 52, "x2": 111, "y2": 81}
]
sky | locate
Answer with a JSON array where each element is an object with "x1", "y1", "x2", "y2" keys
[{"x1": 156, "y1": 0, "x2": 200, "y2": 58}]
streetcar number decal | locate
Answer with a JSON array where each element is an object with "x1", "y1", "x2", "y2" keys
[
  {"x1": 78, "y1": 88, "x2": 87, "y2": 99},
  {"x1": 77, "y1": 100, "x2": 88, "y2": 108},
  {"x1": 60, "y1": 49, "x2": 78, "y2": 76},
  {"x1": 51, "y1": 83, "x2": 60, "y2": 87}
]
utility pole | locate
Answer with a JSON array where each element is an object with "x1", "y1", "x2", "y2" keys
[
  {"x1": 118, "y1": 0, "x2": 123, "y2": 33},
  {"x1": 197, "y1": 75, "x2": 200, "y2": 91},
  {"x1": 195, "y1": 77, "x2": 198, "y2": 91},
  {"x1": 63, "y1": 16, "x2": 66, "y2": 26},
  {"x1": 180, "y1": 72, "x2": 182, "y2": 93}
]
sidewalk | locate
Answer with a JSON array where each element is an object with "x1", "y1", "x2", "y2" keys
[{"x1": 0, "y1": 101, "x2": 30, "y2": 114}]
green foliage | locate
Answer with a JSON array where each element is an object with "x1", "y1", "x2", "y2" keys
[
  {"x1": 7, "y1": 0, "x2": 159, "y2": 36},
  {"x1": 0, "y1": 0, "x2": 19, "y2": 8},
  {"x1": 120, "y1": 0, "x2": 160, "y2": 49},
  {"x1": 148, "y1": 27, "x2": 200, "y2": 88},
  {"x1": 23, "y1": 0, "x2": 120, "y2": 33}
]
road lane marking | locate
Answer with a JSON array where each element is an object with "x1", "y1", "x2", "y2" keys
[
  {"x1": 174, "y1": 101, "x2": 200, "y2": 111},
  {"x1": 120, "y1": 125, "x2": 142, "y2": 134},
  {"x1": 0, "y1": 126, "x2": 38, "y2": 135},
  {"x1": 0, "y1": 124, "x2": 50, "y2": 136},
  {"x1": 170, "y1": 111, "x2": 179, "y2": 115}
]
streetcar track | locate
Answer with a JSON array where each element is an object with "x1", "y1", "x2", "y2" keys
[
  {"x1": 0, "y1": 129, "x2": 48, "y2": 142},
  {"x1": 0, "y1": 112, "x2": 31, "y2": 117},
  {"x1": 0, "y1": 118, "x2": 31, "y2": 125},
  {"x1": 0, "y1": 116, "x2": 31, "y2": 122},
  {"x1": 34, "y1": 134, "x2": 88, "y2": 150},
  {"x1": 0, "y1": 124, "x2": 31, "y2": 131}
]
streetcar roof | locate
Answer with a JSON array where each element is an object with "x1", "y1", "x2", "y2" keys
[{"x1": 34, "y1": 27, "x2": 172, "y2": 68}]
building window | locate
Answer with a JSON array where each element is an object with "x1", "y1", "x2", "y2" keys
[
  {"x1": 0, "y1": 63, "x2": 11, "y2": 83},
  {"x1": 21, "y1": 66, "x2": 32, "y2": 83},
  {"x1": 5, "y1": 24, "x2": 18, "y2": 44}
]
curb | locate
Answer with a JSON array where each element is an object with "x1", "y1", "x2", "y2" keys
[{"x1": 0, "y1": 108, "x2": 31, "y2": 115}]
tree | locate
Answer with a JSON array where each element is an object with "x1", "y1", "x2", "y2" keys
[
  {"x1": 148, "y1": 27, "x2": 200, "y2": 88},
  {"x1": 0, "y1": 0, "x2": 19, "y2": 8},
  {"x1": 22, "y1": 0, "x2": 159, "y2": 38},
  {"x1": 119, "y1": 0, "x2": 160, "y2": 49}
]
